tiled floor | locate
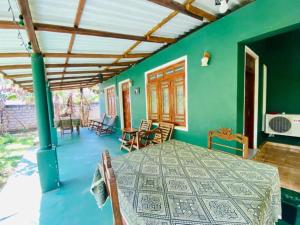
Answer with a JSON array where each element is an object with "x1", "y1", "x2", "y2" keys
[
  {"x1": 0, "y1": 128, "x2": 126, "y2": 225},
  {"x1": 0, "y1": 130, "x2": 298, "y2": 225}
]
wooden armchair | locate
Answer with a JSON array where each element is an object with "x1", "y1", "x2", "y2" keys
[
  {"x1": 151, "y1": 122, "x2": 175, "y2": 144},
  {"x1": 119, "y1": 120, "x2": 152, "y2": 152},
  {"x1": 59, "y1": 114, "x2": 73, "y2": 136},
  {"x1": 89, "y1": 112, "x2": 106, "y2": 131},
  {"x1": 208, "y1": 128, "x2": 249, "y2": 159},
  {"x1": 96, "y1": 115, "x2": 117, "y2": 136},
  {"x1": 102, "y1": 151, "x2": 125, "y2": 225}
]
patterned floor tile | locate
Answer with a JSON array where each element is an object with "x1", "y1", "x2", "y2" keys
[
  {"x1": 161, "y1": 157, "x2": 179, "y2": 165},
  {"x1": 162, "y1": 166, "x2": 185, "y2": 177},
  {"x1": 138, "y1": 175, "x2": 163, "y2": 192},
  {"x1": 180, "y1": 157, "x2": 201, "y2": 167},
  {"x1": 142, "y1": 164, "x2": 161, "y2": 175},
  {"x1": 209, "y1": 168, "x2": 239, "y2": 180},
  {"x1": 136, "y1": 193, "x2": 167, "y2": 216},
  {"x1": 167, "y1": 194, "x2": 209, "y2": 222},
  {"x1": 202, "y1": 197, "x2": 248, "y2": 223},
  {"x1": 200, "y1": 159, "x2": 225, "y2": 168},
  {"x1": 121, "y1": 161, "x2": 141, "y2": 174},
  {"x1": 185, "y1": 167, "x2": 211, "y2": 179},
  {"x1": 220, "y1": 181, "x2": 259, "y2": 199},
  {"x1": 191, "y1": 179, "x2": 226, "y2": 197},
  {"x1": 116, "y1": 174, "x2": 137, "y2": 188},
  {"x1": 165, "y1": 177, "x2": 193, "y2": 194}
]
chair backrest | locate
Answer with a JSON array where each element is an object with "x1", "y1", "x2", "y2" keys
[
  {"x1": 102, "y1": 151, "x2": 123, "y2": 225},
  {"x1": 59, "y1": 114, "x2": 72, "y2": 128},
  {"x1": 208, "y1": 128, "x2": 249, "y2": 159},
  {"x1": 107, "y1": 115, "x2": 117, "y2": 127},
  {"x1": 153, "y1": 122, "x2": 175, "y2": 143},
  {"x1": 139, "y1": 120, "x2": 152, "y2": 131},
  {"x1": 100, "y1": 112, "x2": 106, "y2": 123}
]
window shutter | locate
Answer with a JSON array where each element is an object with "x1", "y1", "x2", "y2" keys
[
  {"x1": 147, "y1": 82, "x2": 159, "y2": 122},
  {"x1": 160, "y1": 80, "x2": 172, "y2": 122},
  {"x1": 173, "y1": 77, "x2": 185, "y2": 126}
]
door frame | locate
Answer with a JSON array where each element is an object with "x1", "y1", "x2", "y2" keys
[
  {"x1": 243, "y1": 46, "x2": 259, "y2": 149},
  {"x1": 118, "y1": 79, "x2": 132, "y2": 129}
]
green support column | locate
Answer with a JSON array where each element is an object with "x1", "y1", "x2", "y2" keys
[
  {"x1": 31, "y1": 53, "x2": 60, "y2": 192},
  {"x1": 46, "y1": 84, "x2": 58, "y2": 146}
]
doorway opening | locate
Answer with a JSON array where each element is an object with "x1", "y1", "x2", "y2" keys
[{"x1": 244, "y1": 46, "x2": 259, "y2": 149}]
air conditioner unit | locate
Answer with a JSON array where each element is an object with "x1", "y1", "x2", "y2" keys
[{"x1": 265, "y1": 114, "x2": 300, "y2": 137}]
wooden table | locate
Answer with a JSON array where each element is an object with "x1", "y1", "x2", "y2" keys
[
  {"x1": 119, "y1": 128, "x2": 138, "y2": 152},
  {"x1": 55, "y1": 118, "x2": 81, "y2": 134},
  {"x1": 110, "y1": 140, "x2": 282, "y2": 225}
]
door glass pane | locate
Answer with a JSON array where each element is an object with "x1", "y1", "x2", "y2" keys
[
  {"x1": 151, "y1": 88, "x2": 157, "y2": 113},
  {"x1": 176, "y1": 85, "x2": 184, "y2": 114},
  {"x1": 162, "y1": 87, "x2": 169, "y2": 114}
]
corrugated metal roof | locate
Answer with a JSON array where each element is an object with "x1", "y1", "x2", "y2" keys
[
  {"x1": 37, "y1": 31, "x2": 71, "y2": 53},
  {"x1": 80, "y1": 0, "x2": 172, "y2": 36},
  {"x1": 29, "y1": 0, "x2": 79, "y2": 27},
  {"x1": 0, "y1": 0, "x2": 252, "y2": 90}
]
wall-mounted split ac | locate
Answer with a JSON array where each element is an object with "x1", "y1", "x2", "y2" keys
[{"x1": 265, "y1": 114, "x2": 300, "y2": 137}]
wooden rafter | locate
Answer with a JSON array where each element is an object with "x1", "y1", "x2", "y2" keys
[
  {"x1": 17, "y1": 0, "x2": 40, "y2": 53},
  {"x1": 0, "y1": 20, "x2": 175, "y2": 44},
  {"x1": 0, "y1": 61, "x2": 137, "y2": 70},
  {"x1": 43, "y1": 52, "x2": 149, "y2": 58},
  {"x1": 147, "y1": 0, "x2": 216, "y2": 21},
  {"x1": 48, "y1": 75, "x2": 99, "y2": 81}
]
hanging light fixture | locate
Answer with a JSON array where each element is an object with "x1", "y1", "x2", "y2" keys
[
  {"x1": 18, "y1": 15, "x2": 24, "y2": 26},
  {"x1": 215, "y1": 0, "x2": 229, "y2": 14}
]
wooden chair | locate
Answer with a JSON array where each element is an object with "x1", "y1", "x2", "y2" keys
[
  {"x1": 59, "y1": 114, "x2": 73, "y2": 136},
  {"x1": 89, "y1": 112, "x2": 106, "y2": 130},
  {"x1": 119, "y1": 120, "x2": 152, "y2": 152},
  {"x1": 132, "y1": 128, "x2": 163, "y2": 150},
  {"x1": 151, "y1": 122, "x2": 175, "y2": 144},
  {"x1": 102, "y1": 151, "x2": 124, "y2": 225},
  {"x1": 96, "y1": 115, "x2": 117, "y2": 136},
  {"x1": 208, "y1": 128, "x2": 249, "y2": 159}
]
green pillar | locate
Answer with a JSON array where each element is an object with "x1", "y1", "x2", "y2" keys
[
  {"x1": 46, "y1": 84, "x2": 58, "y2": 146},
  {"x1": 32, "y1": 53, "x2": 60, "y2": 192}
]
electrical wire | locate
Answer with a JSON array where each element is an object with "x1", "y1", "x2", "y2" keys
[{"x1": 7, "y1": 0, "x2": 31, "y2": 54}]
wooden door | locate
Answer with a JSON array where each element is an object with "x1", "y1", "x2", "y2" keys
[
  {"x1": 121, "y1": 82, "x2": 131, "y2": 129},
  {"x1": 106, "y1": 87, "x2": 116, "y2": 116},
  {"x1": 244, "y1": 53, "x2": 255, "y2": 148}
]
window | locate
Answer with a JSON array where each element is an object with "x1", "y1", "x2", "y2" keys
[
  {"x1": 105, "y1": 86, "x2": 116, "y2": 116},
  {"x1": 146, "y1": 60, "x2": 186, "y2": 127}
]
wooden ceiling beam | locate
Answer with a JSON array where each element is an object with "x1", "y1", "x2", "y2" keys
[
  {"x1": 147, "y1": 0, "x2": 204, "y2": 21},
  {"x1": 5, "y1": 74, "x2": 32, "y2": 79},
  {"x1": 50, "y1": 84, "x2": 95, "y2": 91},
  {"x1": 0, "y1": 62, "x2": 133, "y2": 70},
  {"x1": 48, "y1": 75, "x2": 99, "y2": 81},
  {"x1": 0, "y1": 52, "x2": 148, "y2": 58},
  {"x1": 185, "y1": 3, "x2": 216, "y2": 21},
  {"x1": 50, "y1": 79, "x2": 97, "y2": 87},
  {"x1": 17, "y1": 0, "x2": 41, "y2": 53},
  {"x1": 0, "y1": 52, "x2": 30, "y2": 57},
  {"x1": 43, "y1": 53, "x2": 149, "y2": 58},
  {"x1": 34, "y1": 23, "x2": 175, "y2": 44},
  {"x1": 0, "y1": 20, "x2": 175, "y2": 44}
]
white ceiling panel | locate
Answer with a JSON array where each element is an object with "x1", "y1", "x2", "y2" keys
[
  {"x1": 29, "y1": 0, "x2": 79, "y2": 27},
  {"x1": 153, "y1": 14, "x2": 203, "y2": 38},
  {"x1": 36, "y1": 31, "x2": 71, "y2": 52},
  {"x1": 68, "y1": 58, "x2": 117, "y2": 64},
  {"x1": 46, "y1": 68, "x2": 64, "y2": 73},
  {"x1": 0, "y1": 30, "x2": 29, "y2": 52},
  {"x1": 4, "y1": 69, "x2": 32, "y2": 75},
  {"x1": 44, "y1": 58, "x2": 67, "y2": 64},
  {"x1": 118, "y1": 58, "x2": 143, "y2": 63},
  {"x1": 131, "y1": 42, "x2": 165, "y2": 54},
  {"x1": 72, "y1": 35, "x2": 135, "y2": 54},
  {"x1": 0, "y1": 57, "x2": 31, "y2": 65},
  {"x1": 47, "y1": 75, "x2": 62, "y2": 79},
  {"x1": 66, "y1": 67, "x2": 100, "y2": 72},
  {"x1": 80, "y1": 0, "x2": 172, "y2": 36}
]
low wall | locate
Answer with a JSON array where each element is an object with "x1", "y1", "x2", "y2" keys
[
  {"x1": 3, "y1": 104, "x2": 36, "y2": 132},
  {"x1": 2, "y1": 103, "x2": 100, "y2": 132}
]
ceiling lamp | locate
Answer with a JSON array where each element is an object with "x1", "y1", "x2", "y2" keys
[{"x1": 215, "y1": 0, "x2": 229, "y2": 14}]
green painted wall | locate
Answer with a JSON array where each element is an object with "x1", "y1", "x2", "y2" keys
[
  {"x1": 249, "y1": 29, "x2": 300, "y2": 146},
  {"x1": 101, "y1": 0, "x2": 300, "y2": 147}
]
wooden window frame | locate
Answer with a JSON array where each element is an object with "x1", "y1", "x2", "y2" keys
[{"x1": 145, "y1": 56, "x2": 188, "y2": 131}]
